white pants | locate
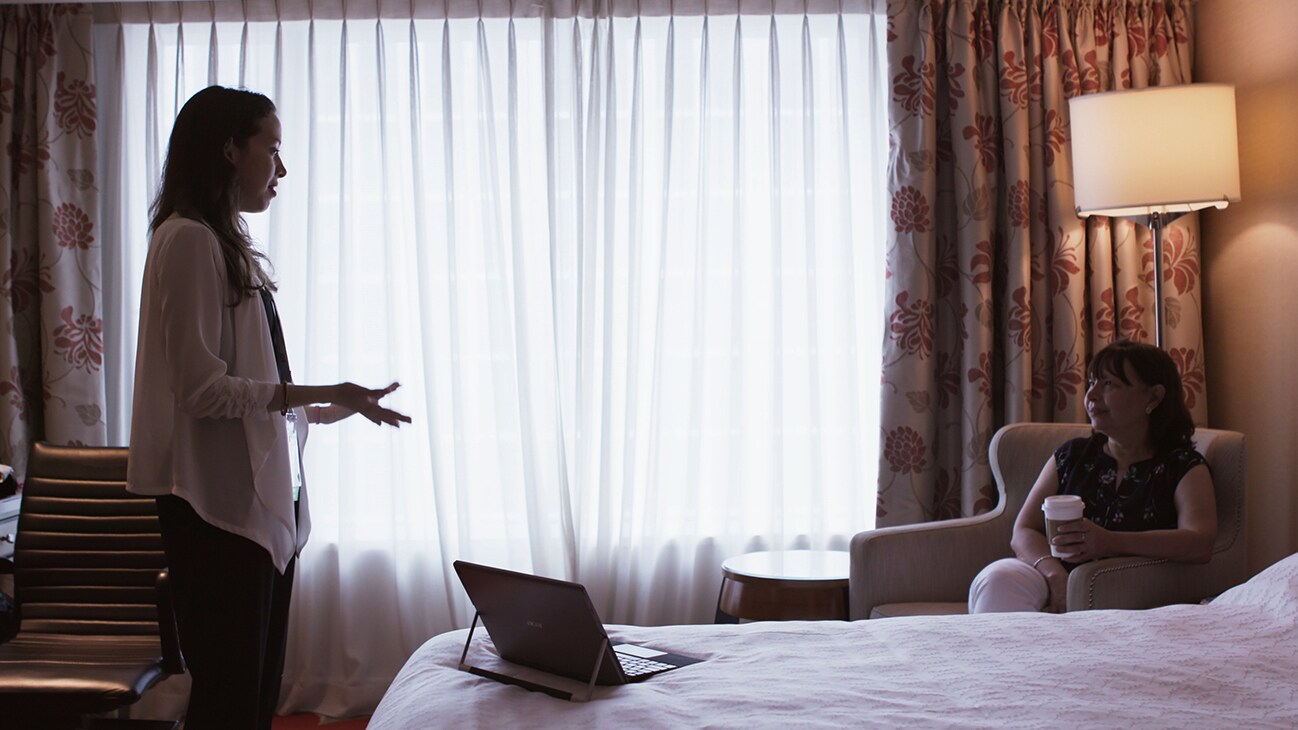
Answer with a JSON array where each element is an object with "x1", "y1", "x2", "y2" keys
[{"x1": 968, "y1": 557, "x2": 1050, "y2": 613}]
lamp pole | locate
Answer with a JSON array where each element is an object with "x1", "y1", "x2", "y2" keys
[{"x1": 1149, "y1": 211, "x2": 1166, "y2": 349}]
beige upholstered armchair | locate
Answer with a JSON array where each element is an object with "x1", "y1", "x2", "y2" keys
[{"x1": 849, "y1": 422, "x2": 1246, "y2": 619}]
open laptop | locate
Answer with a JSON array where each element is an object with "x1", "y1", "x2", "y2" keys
[{"x1": 452, "y1": 560, "x2": 703, "y2": 701}]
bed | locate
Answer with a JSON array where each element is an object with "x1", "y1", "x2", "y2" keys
[{"x1": 370, "y1": 552, "x2": 1298, "y2": 728}]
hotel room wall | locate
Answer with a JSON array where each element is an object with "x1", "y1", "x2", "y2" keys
[{"x1": 1196, "y1": 0, "x2": 1298, "y2": 573}]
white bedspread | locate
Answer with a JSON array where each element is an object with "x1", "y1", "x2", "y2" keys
[{"x1": 370, "y1": 553, "x2": 1298, "y2": 729}]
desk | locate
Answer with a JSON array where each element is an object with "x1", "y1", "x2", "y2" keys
[{"x1": 715, "y1": 549, "x2": 850, "y2": 622}]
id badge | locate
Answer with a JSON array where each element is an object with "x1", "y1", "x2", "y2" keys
[{"x1": 285, "y1": 410, "x2": 304, "y2": 502}]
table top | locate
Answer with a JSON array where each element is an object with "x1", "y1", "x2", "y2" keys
[{"x1": 721, "y1": 549, "x2": 850, "y2": 582}]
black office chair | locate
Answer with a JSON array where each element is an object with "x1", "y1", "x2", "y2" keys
[{"x1": 0, "y1": 442, "x2": 184, "y2": 729}]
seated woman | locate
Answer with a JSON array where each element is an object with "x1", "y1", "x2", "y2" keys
[{"x1": 968, "y1": 340, "x2": 1217, "y2": 613}]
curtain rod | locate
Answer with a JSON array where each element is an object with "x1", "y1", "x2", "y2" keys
[{"x1": 95, "y1": 0, "x2": 882, "y2": 24}]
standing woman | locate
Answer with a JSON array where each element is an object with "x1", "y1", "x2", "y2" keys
[{"x1": 127, "y1": 86, "x2": 410, "y2": 729}]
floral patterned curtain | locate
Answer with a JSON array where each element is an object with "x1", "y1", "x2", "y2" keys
[
  {"x1": 0, "y1": 5, "x2": 104, "y2": 483},
  {"x1": 878, "y1": 0, "x2": 1203, "y2": 526}
]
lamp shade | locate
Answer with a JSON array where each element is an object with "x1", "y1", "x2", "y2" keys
[{"x1": 1069, "y1": 84, "x2": 1241, "y2": 218}]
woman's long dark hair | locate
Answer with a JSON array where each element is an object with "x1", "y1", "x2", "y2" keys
[
  {"x1": 149, "y1": 86, "x2": 276, "y2": 303},
  {"x1": 1087, "y1": 339, "x2": 1195, "y2": 454}
]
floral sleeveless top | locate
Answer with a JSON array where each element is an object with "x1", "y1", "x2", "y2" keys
[{"x1": 1054, "y1": 434, "x2": 1207, "y2": 531}]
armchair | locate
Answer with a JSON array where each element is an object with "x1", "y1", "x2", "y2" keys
[
  {"x1": 0, "y1": 443, "x2": 184, "y2": 729},
  {"x1": 849, "y1": 422, "x2": 1246, "y2": 619}
]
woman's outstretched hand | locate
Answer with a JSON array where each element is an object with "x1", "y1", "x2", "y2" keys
[{"x1": 330, "y1": 381, "x2": 412, "y2": 427}]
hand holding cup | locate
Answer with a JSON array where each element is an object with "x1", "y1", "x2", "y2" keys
[{"x1": 1042, "y1": 495, "x2": 1085, "y2": 560}]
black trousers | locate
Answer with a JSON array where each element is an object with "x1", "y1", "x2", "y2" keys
[{"x1": 155, "y1": 495, "x2": 295, "y2": 730}]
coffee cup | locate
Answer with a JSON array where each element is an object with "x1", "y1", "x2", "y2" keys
[{"x1": 1042, "y1": 494, "x2": 1085, "y2": 559}]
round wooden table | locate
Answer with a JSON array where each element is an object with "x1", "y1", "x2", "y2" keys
[{"x1": 715, "y1": 549, "x2": 850, "y2": 622}]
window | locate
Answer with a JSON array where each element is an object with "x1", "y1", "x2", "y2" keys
[{"x1": 96, "y1": 5, "x2": 886, "y2": 640}]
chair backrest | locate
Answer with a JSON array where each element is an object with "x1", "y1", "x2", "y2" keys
[
  {"x1": 1187, "y1": 428, "x2": 1246, "y2": 573},
  {"x1": 13, "y1": 443, "x2": 166, "y2": 636},
  {"x1": 989, "y1": 422, "x2": 1092, "y2": 531},
  {"x1": 990, "y1": 422, "x2": 1246, "y2": 558}
]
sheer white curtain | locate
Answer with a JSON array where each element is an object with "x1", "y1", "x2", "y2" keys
[{"x1": 96, "y1": 0, "x2": 886, "y2": 716}]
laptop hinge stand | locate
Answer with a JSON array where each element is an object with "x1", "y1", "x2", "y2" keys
[
  {"x1": 457, "y1": 613, "x2": 482, "y2": 671},
  {"x1": 580, "y1": 638, "x2": 609, "y2": 703},
  {"x1": 458, "y1": 611, "x2": 595, "y2": 702}
]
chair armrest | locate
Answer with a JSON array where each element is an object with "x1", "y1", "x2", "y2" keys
[
  {"x1": 0, "y1": 557, "x2": 11, "y2": 575},
  {"x1": 850, "y1": 511, "x2": 1012, "y2": 619},
  {"x1": 1066, "y1": 556, "x2": 1234, "y2": 611},
  {"x1": 155, "y1": 570, "x2": 186, "y2": 675}
]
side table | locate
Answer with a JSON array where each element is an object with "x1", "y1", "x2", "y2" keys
[{"x1": 715, "y1": 549, "x2": 850, "y2": 622}]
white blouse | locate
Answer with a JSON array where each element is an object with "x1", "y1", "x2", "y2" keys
[{"x1": 127, "y1": 215, "x2": 310, "y2": 573}]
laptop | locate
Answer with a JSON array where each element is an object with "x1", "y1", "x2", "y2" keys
[{"x1": 452, "y1": 560, "x2": 703, "y2": 701}]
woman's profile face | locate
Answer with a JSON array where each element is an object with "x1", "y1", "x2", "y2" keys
[
  {"x1": 1084, "y1": 360, "x2": 1163, "y2": 439},
  {"x1": 226, "y1": 112, "x2": 286, "y2": 214}
]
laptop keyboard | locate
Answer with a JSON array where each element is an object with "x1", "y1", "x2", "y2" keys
[{"x1": 616, "y1": 653, "x2": 675, "y2": 677}]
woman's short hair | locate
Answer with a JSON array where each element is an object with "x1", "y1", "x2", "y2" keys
[
  {"x1": 1087, "y1": 339, "x2": 1195, "y2": 453},
  {"x1": 149, "y1": 85, "x2": 277, "y2": 301}
]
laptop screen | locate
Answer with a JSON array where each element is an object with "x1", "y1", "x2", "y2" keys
[
  {"x1": 453, "y1": 560, "x2": 627, "y2": 684},
  {"x1": 453, "y1": 560, "x2": 702, "y2": 690}
]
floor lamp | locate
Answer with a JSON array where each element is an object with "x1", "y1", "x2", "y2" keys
[{"x1": 1068, "y1": 84, "x2": 1241, "y2": 349}]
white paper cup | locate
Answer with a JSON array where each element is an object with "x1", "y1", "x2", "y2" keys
[{"x1": 1042, "y1": 494, "x2": 1085, "y2": 559}]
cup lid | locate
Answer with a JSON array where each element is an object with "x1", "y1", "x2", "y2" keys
[
  {"x1": 1042, "y1": 494, "x2": 1085, "y2": 515},
  {"x1": 1043, "y1": 494, "x2": 1083, "y2": 504}
]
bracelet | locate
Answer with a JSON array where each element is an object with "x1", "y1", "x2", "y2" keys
[
  {"x1": 280, "y1": 382, "x2": 290, "y2": 416},
  {"x1": 1031, "y1": 555, "x2": 1054, "y2": 570}
]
